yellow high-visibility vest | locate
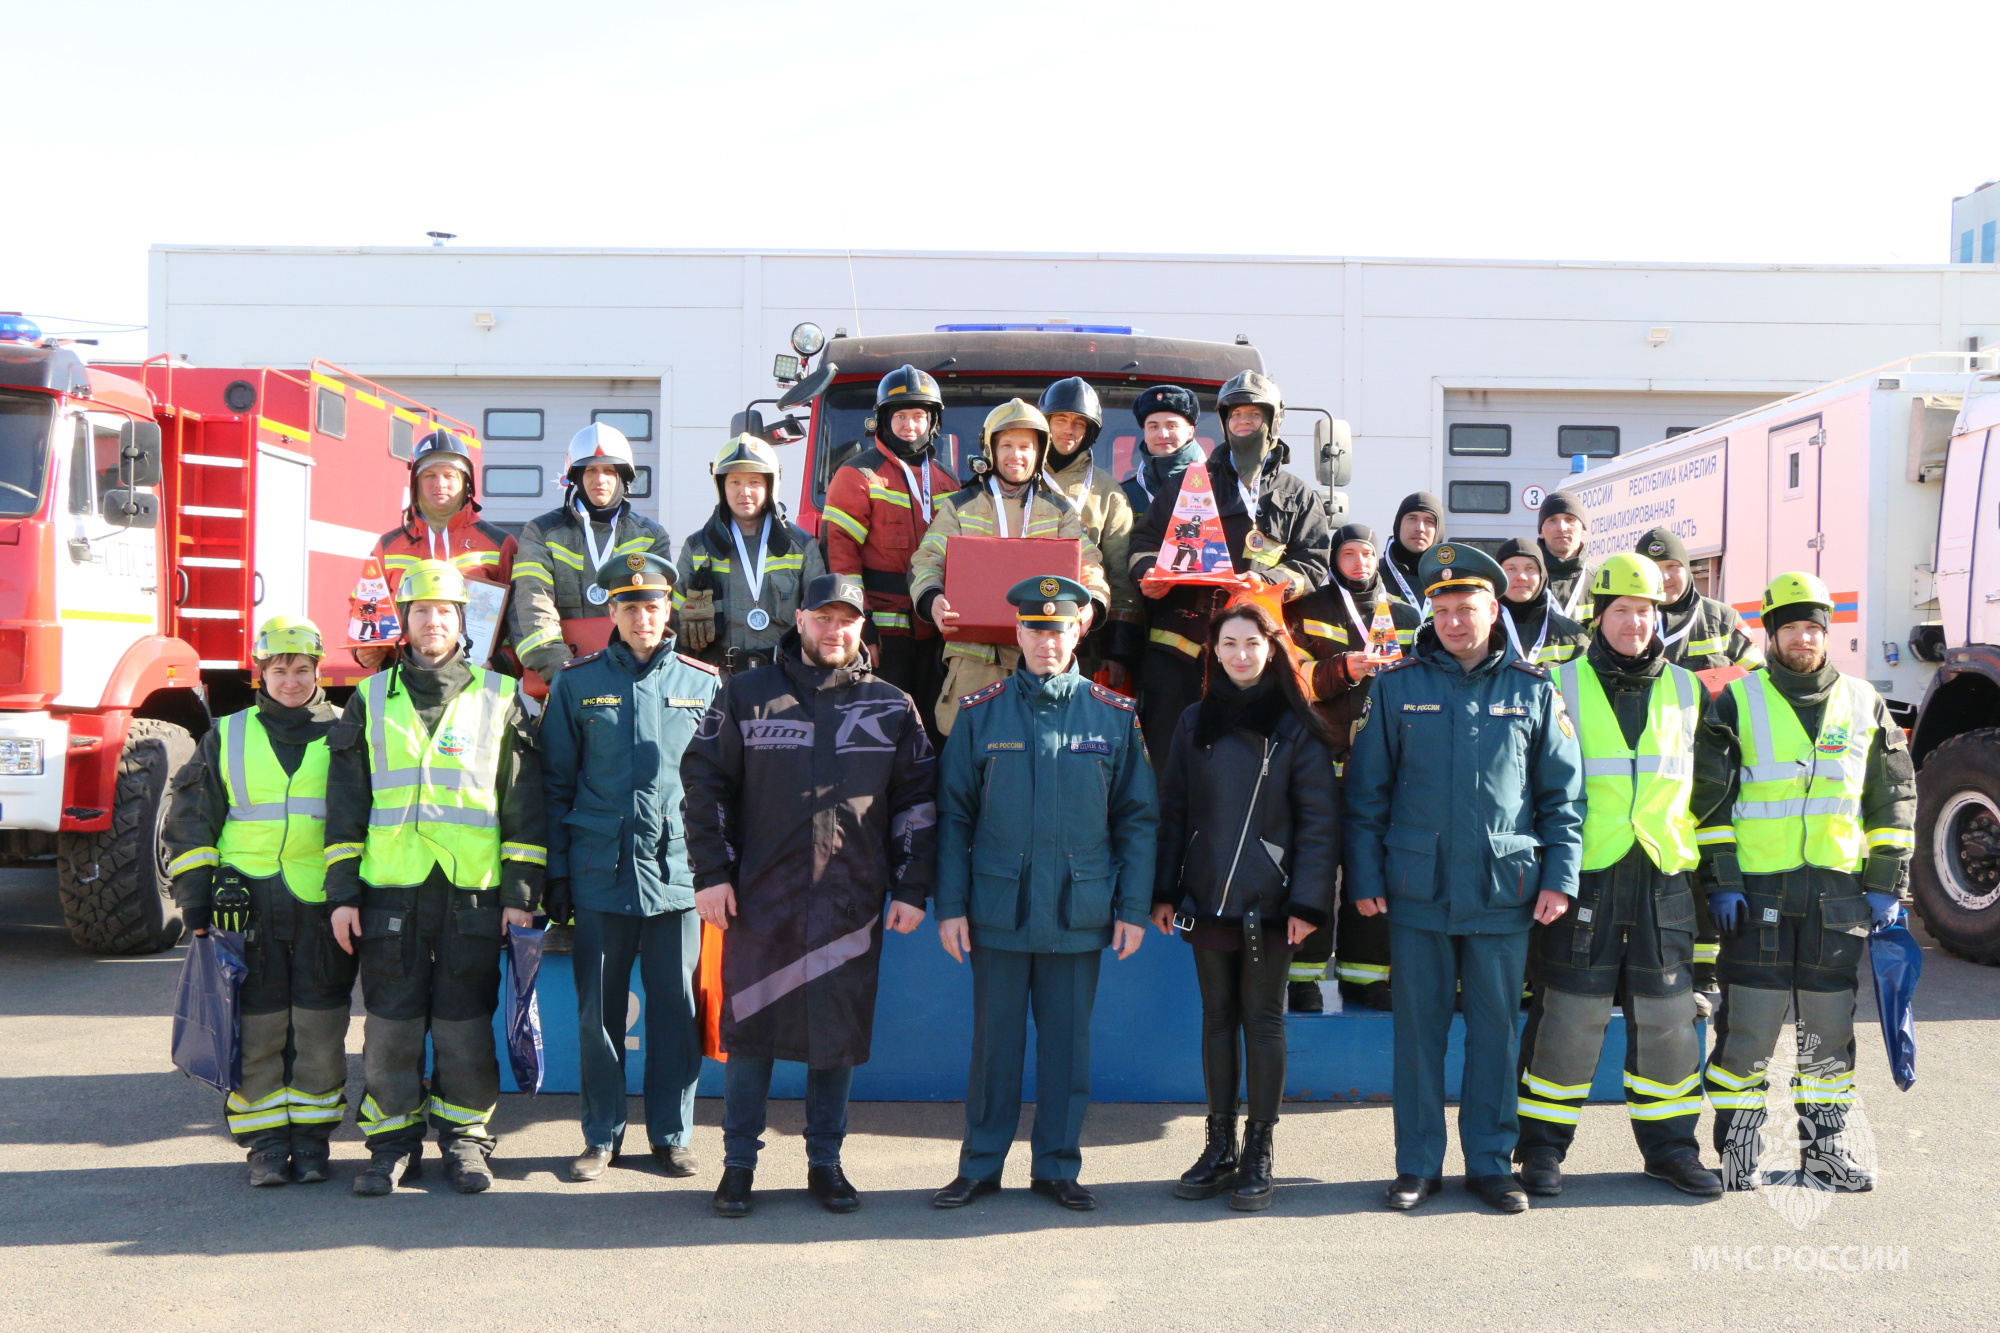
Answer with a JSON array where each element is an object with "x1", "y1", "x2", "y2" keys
[
  {"x1": 355, "y1": 666, "x2": 517, "y2": 890},
  {"x1": 214, "y1": 710, "x2": 330, "y2": 901},
  {"x1": 1555, "y1": 659, "x2": 1701, "y2": 874},
  {"x1": 1726, "y1": 671, "x2": 1879, "y2": 874}
]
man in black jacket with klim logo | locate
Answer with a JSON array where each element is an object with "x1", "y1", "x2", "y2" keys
[{"x1": 681, "y1": 573, "x2": 938, "y2": 1219}]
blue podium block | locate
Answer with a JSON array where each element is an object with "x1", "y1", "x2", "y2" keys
[{"x1": 496, "y1": 923, "x2": 1692, "y2": 1104}]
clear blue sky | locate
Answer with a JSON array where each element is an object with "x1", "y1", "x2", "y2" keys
[{"x1": 6, "y1": 0, "x2": 1993, "y2": 361}]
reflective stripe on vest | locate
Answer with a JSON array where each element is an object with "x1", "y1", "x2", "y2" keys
[
  {"x1": 1555, "y1": 659, "x2": 1701, "y2": 874},
  {"x1": 1728, "y1": 671, "x2": 1876, "y2": 874},
  {"x1": 358, "y1": 666, "x2": 515, "y2": 890},
  {"x1": 214, "y1": 710, "x2": 331, "y2": 902}
]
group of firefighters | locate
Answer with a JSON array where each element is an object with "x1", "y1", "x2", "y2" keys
[{"x1": 158, "y1": 362, "x2": 1913, "y2": 1217}]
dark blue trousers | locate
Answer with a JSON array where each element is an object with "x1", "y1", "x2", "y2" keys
[
  {"x1": 959, "y1": 947, "x2": 1101, "y2": 1183},
  {"x1": 1389, "y1": 923, "x2": 1529, "y2": 1180},
  {"x1": 572, "y1": 906, "x2": 701, "y2": 1153}
]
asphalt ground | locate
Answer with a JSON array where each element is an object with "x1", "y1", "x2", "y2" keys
[{"x1": 2, "y1": 868, "x2": 1994, "y2": 1332}]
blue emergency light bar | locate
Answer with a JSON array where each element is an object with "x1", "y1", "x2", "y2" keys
[{"x1": 935, "y1": 323, "x2": 1136, "y2": 335}]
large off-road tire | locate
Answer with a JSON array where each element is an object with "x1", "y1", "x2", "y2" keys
[
  {"x1": 55, "y1": 718, "x2": 196, "y2": 955},
  {"x1": 1911, "y1": 727, "x2": 2000, "y2": 964}
]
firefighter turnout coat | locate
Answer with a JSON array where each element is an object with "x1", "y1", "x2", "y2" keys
[
  {"x1": 512, "y1": 499, "x2": 673, "y2": 682},
  {"x1": 822, "y1": 442, "x2": 961, "y2": 641}
]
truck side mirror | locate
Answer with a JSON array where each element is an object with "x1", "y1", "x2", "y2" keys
[
  {"x1": 766, "y1": 414, "x2": 808, "y2": 444},
  {"x1": 731, "y1": 409, "x2": 767, "y2": 439},
  {"x1": 101, "y1": 488, "x2": 159, "y2": 529},
  {"x1": 1325, "y1": 490, "x2": 1349, "y2": 527},
  {"x1": 1315, "y1": 418, "x2": 1353, "y2": 489},
  {"x1": 120, "y1": 420, "x2": 163, "y2": 487},
  {"x1": 777, "y1": 363, "x2": 837, "y2": 411}
]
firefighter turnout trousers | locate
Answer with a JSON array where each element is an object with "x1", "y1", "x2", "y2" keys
[
  {"x1": 355, "y1": 873, "x2": 509, "y2": 1153},
  {"x1": 1706, "y1": 871, "x2": 1870, "y2": 1188},
  {"x1": 1516, "y1": 848, "x2": 1702, "y2": 1164},
  {"x1": 226, "y1": 873, "x2": 359, "y2": 1150}
]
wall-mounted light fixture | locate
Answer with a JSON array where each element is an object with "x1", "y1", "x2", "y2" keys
[
  {"x1": 472, "y1": 312, "x2": 496, "y2": 331},
  {"x1": 1647, "y1": 326, "x2": 1672, "y2": 347}
]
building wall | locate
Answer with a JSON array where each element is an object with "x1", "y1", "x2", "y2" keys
[{"x1": 148, "y1": 246, "x2": 2000, "y2": 545}]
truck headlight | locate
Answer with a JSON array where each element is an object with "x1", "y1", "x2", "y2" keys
[{"x1": 0, "y1": 739, "x2": 45, "y2": 775}]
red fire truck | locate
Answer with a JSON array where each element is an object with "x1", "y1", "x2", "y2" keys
[
  {"x1": 754, "y1": 324, "x2": 1351, "y2": 535},
  {"x1": 0, "y1": 334, "x2": 477, "y2": 953}
]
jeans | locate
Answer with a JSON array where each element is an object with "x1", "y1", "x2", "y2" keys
[{"x1": 721, "y1": 1057, "x2": 854, "y2": 1170}]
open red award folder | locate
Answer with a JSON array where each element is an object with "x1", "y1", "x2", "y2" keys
[{"x1": 941, "y1": 536, "x2": 1084, "y2": 644}]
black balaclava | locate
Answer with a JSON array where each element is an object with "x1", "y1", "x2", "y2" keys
[
  {"x1": 1330, "y1": 523, "x2": 1386, "y2": 598},
  {"x1": 1493, "y1": 537, "x2": 1546, "y2": 608},
  {"x1": 1636, "y1": 526, "x2": 1699, "y2": 615},
  {"x1": 1226, "y1": 406, "x2": 1274, "y2": 481}
]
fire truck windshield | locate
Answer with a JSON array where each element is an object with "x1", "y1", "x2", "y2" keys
[
  {"x1": 809, "y1": 377, "x2": 1223, "y2": 508},
  {"x1": 0, "y1": 392, "x2": 54, "y2": 516}
]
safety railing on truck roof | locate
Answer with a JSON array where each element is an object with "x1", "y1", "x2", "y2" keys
[{"x1": 1607, "y1": 346, "x2": 2000, "y2": 470}]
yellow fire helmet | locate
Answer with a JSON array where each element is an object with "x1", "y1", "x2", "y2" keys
[
  {"x1": 396, "y1": 558, "x2": 470, "y2": 607},
  {"x1": 1588, "y1": 551, "x2": 1667, "y2": 604},
  {"x1": 980, "y1": 398, "x2": 1049, "y2": 453},
  {"x1": 711, "y1": 433, "x2": 781, "y2": 480},
  {"x1": 252, "y1": 615, "x2": 324, "y2": 660},
  {"x1": 1762, "y1": 570, "x2": 1834, "y2": 617}
]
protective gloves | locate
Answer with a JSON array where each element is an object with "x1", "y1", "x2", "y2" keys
[
  {"x1": 1865, "y1": 892, "x2": 1903, "y2": 932},
  {"x1": 1709, "y1": 891, "x2": 1746, "y2": 934},
  {"x1": 542, "y1": 878, "x2": 574, "y2": 928},
  {"x1": 678, "y1": 590, "x2": 717, "y2": 652},
  {"x1": 211, "y1": 879, "x2": 253, "y2": 933}
]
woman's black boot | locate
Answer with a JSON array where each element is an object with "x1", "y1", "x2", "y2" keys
[
  {"x1": 1175, "y1": 1114, "x2": 1239, "y2": 1199},
  {"x1": 1230, "y1": 1120, "x2": 1276, "y2": 1211}
]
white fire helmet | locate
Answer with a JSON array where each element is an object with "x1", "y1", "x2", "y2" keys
[{"x1": 565, "y1": 422, "x2": 637, "y2": 484}]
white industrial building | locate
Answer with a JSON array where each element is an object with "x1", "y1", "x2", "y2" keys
[
  {"x1": 146, "y1": 245, "x2": 2000, "y2": 546},
  {"x1": 1954, "y1": 180, "x2": 2000, "y2": 265}
]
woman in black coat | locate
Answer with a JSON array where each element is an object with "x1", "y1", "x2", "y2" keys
[{"x1": 1150, "y1": 599, "x2": 1340, "y2": 1211}]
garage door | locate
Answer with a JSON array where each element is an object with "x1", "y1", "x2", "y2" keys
[
  {"x1": 1442, "y1": 389, "x2": 1776, "y2": 544},
  {"x1": 373, "y1": 378, "x2": 665, "y2": 532}
]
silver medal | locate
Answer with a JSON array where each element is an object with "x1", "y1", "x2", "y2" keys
[
  {"x1": 586, "y1": 584, "x2": 609, "y2": 606},
  {"x1": 746, "y1": 607, "x2": 770, "y2": 632}
]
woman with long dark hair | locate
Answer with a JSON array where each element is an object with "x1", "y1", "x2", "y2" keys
[{"x1": 1149, "y1": 599, "x2": 1340, "y2": 1210}]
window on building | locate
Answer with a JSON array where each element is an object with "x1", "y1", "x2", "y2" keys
[
  {"x1": 1448, "y1": 423, "x2": 1511, "y2": 456},
  {"x1": 1984, "y1": 221, "x2": 1997, "y2": 264},
  {"x1": 1665, "y1": 426, "x2": 1696, "y2": 438},
  {"x1": 482, "y1": 465, "x2": 543, "y2": 498},
  {"x1": 1557, "y1": 425, "x2": 1619, "y2": 458},
  {"x1": 484, "y1": 409, "x2": 543, "y2": 441},
  {"x1": 1448, "y1": 480, "x2": 1510, "y2": 514},
  {"x1": 591, "y1": 409, "x2": 652, "y2": 442},
  {"x1": 1963, "y1": 230, "x2": 1977, "y2": 264},
  {"x1": 316, "y1": 386, "x2": 346, "y2": 439},
  {"x1": 628, "y1": 465, "x2": 653, "y2": 499},
  {"x1": 390, "y1": 416, "x2": 415, "y2": 461}
]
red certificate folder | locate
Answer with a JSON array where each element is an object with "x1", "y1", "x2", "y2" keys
[{"x1": 941, "y1": 536, "x2": 1084, "y2": 645}]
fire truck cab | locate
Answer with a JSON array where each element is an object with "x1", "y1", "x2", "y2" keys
[{"x1": 0, "y1": 333, "x2": 475, "y2": 954}]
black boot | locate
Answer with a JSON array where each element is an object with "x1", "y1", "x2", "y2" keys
[
  {"x1": 442, "y1": 1140, "x2": 494, "y2": 1194},
  {"x1": 1230, "y1": 1120, "x2": 1276, "y2": 1212},
  {"x1": 1514, "y1": 1147, "x2": 1562, "y2": 1197},
  {"x1": 290, "y1": 1139, "x2": 332, "y2": 1185},
  {"x1": 713, "y1": 1166, "x2": 754, "y2": 1218},
  {"x1": 1175, "y1": 1115, "x2": 1239, "y2": 1200},
  {"x1": 247, "y1": 1145, "x2": 291, "y2": 1188},
  {"x1": 1287, "y1": 980, "x2": 1324, "y2": 1014},
  {"x1": 352, "y1": 1145, "x2": 421, "y2": 1197}
]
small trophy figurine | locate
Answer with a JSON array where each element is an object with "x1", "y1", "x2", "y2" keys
[{"x1": 1367, "y1": 595, "x2": 1402, "y2": 661}]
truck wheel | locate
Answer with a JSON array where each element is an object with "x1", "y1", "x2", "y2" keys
[
  {"x1": 55, "y1": 718, "x2": 196, "y2": 955},
  {"x1": 1912, "y1": 727, "x2": 2000, "y2": 964}
]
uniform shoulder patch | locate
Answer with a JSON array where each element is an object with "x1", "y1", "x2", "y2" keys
[
  {"x1": 1509, "y1": 659, "x2": 1550, "y2": 679},
  {"x1": 1089, "y1": 682, "x2": 1139, "y2": 712},
  {"x1": 561, "y1": 650, "x2": 605, "y2": 669},
  {"x1": 960, "y1": 681, "x2": 1007, "y2": 709},
  {"x1": 676, "y1": 652, "x2": 721, "y2": 675}
]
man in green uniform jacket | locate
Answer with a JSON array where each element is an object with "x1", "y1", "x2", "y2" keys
[
  {"x1": 542, "y1": 552, "x2": 721, "y2": 1183},
  {"x1": 1344, "y1": 542, "x2": 1583, "y2": 1215},
  {"x1": 930, "y1": 575, "x2": 1157, "y2": 1213}
]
